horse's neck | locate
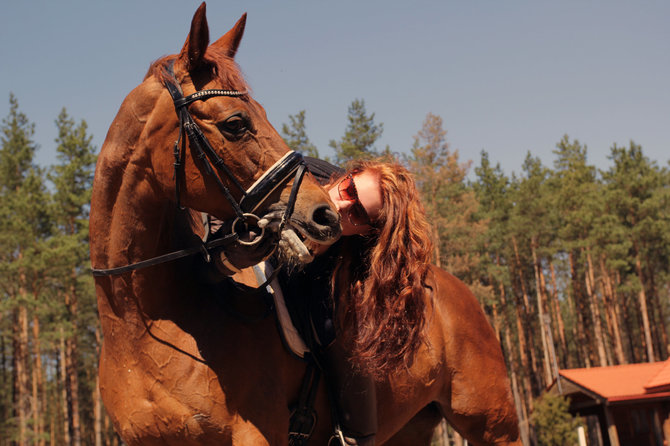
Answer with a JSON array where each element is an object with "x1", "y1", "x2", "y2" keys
[
  {"x1": 91, "y1": 81, "x2": 206, "y2": 319},
  {"x1": 91, "y1": 158, "x2": 190, "y2": 318}
]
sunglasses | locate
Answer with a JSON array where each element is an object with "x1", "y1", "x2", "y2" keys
[{"x1": 338, "y1": 173, "x2": 373, "y2": 226}]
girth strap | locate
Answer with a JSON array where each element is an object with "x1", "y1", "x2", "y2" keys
[{"x1": 289, "y1": 358, "x2": 321, "y2": 446}]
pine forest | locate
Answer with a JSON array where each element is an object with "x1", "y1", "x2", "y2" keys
[{"x1": 1, "y1": 95, "x2": 669, "y2": 445}]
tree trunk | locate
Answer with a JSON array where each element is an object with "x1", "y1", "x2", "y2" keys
[
  {"x1": 432, "y1": 225, "x2": 441, "y2": 268},
  {"x1": 31, "y1": 311, "x2": 46, "y2": 446},
  {"x1": 94, "y1": 373, "x2": 103, "y2": 446},
  {"x1": 536, "y1": 256, "x2": 561, "y2": 393},
  {"x1": 13, "y1": 303, "x2": 30, "y2": 446},
  {"x1": 511, "y1": 237, "x2": 531, "y2": 310},
  {"x1": 31, "y1": 365, "x2": 38, "y2": 445},
  {"x1": 94, "y1": 327, "x2": 103, "y2": 446},
  {"x1": 61, "y1": 277, "x2": 82, "y2": 446},
  {"x1": 50, "y1": 412, "x2": 55, "y2": 446},
  {"x1": 500, "y1": 265, "x2": 534, "y2": 414},
  {"x1": 67, "y1": 304, "x2": 82, "y2": 445},
  {"x1": 584, "y1": 248, "x2": 608, "y2": 366},
  {"x1": 510, "y1": 236, "x2": 540, "y2": 397},
  {"x1": 599, "y1": 254, "x2": 626, "y2": 365},
  {"x1": 502, "y1": 314, "x2": 530, "y2": 446},
  {"x1": 1, "y1": 331, "x2": 8, "y2": 428},
  {"x1": 492, "y1": 255, "x2": 530, "y2": 443},
  {"x1": 511, "y1": 275, "x2": 534, "y2": 409},
  {"x1": 549, "y1": 263, "x2": 568, "y2": 368},
  {"x1": 569, "y1": 251, "x2": 591, "y2": 367},
  {"x1": 647, "y1": 267, "x2": 669, "y2": 359},
  {"x1": 66, "y1": 336, "x2": 82, "y2": 446},
  {"x1": 59, "y1": 327, "x2": 71, "y2": 445},
  {"x1": 531, "y1": 241, "x2": 553, "y2": 385},
  {"x1": 634, "y1": 254, "x2": 655, "y2": 362}
]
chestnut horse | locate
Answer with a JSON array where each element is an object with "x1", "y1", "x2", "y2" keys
[{"x1": 90, "y1": 4, "x2": 521, "y2": 445}]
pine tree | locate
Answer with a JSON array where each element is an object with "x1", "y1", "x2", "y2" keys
[
  {"x1": 506, "y1": 170, "x2": 545, "y2": 406},
  {"x1": 601, "y1": 141, "x2": 670, "y2": 362},
  {"x1": 47, "y1": 108, "x2": 97, "y2": 446},
  {"x1": 472, "y1": 151, "x2": 512, "y2": 263},
  {"x1": 472, "y1": 151, "x2": 532, "y2": 444},
  {"x1": 549, "y1": 135, "x2": 608, "y2": 367},
  {"x1": 406, "y1": 113, "x2": 452, "y2": 267},
  {"x1": 512, "y1": 154, "x2": 560, "y2": 387},
  {"x1": 0, "y1": 94, "x2": 50, "y2": 444},
  {"x1": 329, "y1": 99, "x2": 383, "y2": 164},
  {"x1": 281, "y1": 110, "x2": 318, "y2": 158},
  {"x1": 406, "y1": 113, "x2": 486, "y2": 295},
  {"x1": 530, "y1": 393, "x2": 581, "y2": 446}
]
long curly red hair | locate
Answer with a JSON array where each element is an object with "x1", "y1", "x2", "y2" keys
[{"x1": 332, "y1": 158, "x2": 433, "y2": 378}]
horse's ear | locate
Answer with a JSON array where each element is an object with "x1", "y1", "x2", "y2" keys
[
  {"x1": 179, "y1": 2, "x2": 210, "y2": 71},
  {"x1": 211, "y1": 13, "x2": 246, "y2": 59}
]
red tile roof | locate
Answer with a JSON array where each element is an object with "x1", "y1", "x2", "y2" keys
[
  {"x1": 559, "y1": 360, "x2": 670, "y2": 402},
  {"x1": 644, "y1": 359, "x2": 670, "y2": 392}
]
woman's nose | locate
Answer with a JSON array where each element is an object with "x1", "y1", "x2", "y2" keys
[{"x1": 334, "y1": 198, "x2": 351, "y2": 214}]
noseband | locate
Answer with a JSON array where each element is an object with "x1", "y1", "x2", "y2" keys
[{"x1": 92, "y1": 61, "x2": 307, "y2": 277}]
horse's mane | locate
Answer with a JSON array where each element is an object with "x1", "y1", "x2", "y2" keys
[
  {"x1": 145, "y1": 46, "x2": 249, "y2": 93},
  {"x1": 333, "y1": 159, "x2": 434, "y2": 380}
]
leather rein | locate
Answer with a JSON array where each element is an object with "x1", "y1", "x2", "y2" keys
[{"x1": 92, "y1": 61, "x2": 307, "y2": 277}]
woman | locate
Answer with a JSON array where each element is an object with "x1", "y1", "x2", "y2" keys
[
  {"x1": 305, "y1": 158, "x2": 433, "y2": 374},
  {"x1": 206, "y1": 157, "x2": 434, "y2": 445},
  {"x1": 277, "y1": 157, "x2": 434, "y2": 446}
]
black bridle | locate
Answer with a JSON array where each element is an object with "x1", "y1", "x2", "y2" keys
[{"x1": 92, "y1": 61, "x2": 307, "y2": 277}]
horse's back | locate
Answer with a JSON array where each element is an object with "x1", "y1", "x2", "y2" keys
[
  {"x1": 426, "y1": 266, "x2": 521, "y2": 445},
  {"x1": 429, "y1": 266, "x2": 505, "y2": 361}
]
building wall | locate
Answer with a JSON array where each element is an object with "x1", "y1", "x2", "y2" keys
[{"x1": 611, "y1": 402, "x2": 668, "y2": 446}]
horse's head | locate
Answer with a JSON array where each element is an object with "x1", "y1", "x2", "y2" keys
[{"x1": 120, "y1": 4, "x2": 340, "y2": 263}]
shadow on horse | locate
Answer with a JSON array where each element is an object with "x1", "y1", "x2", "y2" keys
[{"x1": 90, "y1": 4, "x2": 521, "y2": 445}]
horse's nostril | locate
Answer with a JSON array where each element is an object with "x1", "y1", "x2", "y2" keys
[{"x1": 311, "y1": 205, "x2": 340, "y2": 228}]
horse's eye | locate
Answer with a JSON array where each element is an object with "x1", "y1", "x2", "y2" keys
[{"x1": 219, "y1": 115, "x2": 248, "y2": 136}]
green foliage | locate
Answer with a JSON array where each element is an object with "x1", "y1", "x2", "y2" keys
[
  {"x1": 472, "y1": 151, "x2": 512, "y2": 279},
  {"x1": 281, "y1": 110, "x2": 319, "y2": 158},
  {"x1": 550, "y1": 135, "x2": 599, "y2": 249},
  {"x1": 531, "y1": 393, "x2": 581, "y2": 446},
  {"x1": 48, "y1": 108, "x2": 97, "y2": 279},
  {"x1": 0, "y1": 97, "x2": 99, "y2": 445},
  {"x1": 601, "y1": 141, "x2": 670, "y2": 275},
  {"x1": 406, "y1": 112, "x2": 453, "y2": 234},
  {"x1": 0, "y1": 94, "x2": 50, "y2": 305},
  {"x1": 50, "y1": 108, "x2": 96, "y2": 235},
  {"x1": 406, "y1": 113, "x2": 488, "y2": 300},
  {"x1": 329, "y1": 99, "x2": 383, "y2": 163},
  {"x1": 0, "y1": 94, "x2": 38, "y2": 190},
  {"x1": 0, "y1": 94, "x2": 50, "y2": 442}
]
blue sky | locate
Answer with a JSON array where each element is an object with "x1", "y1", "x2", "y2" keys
[{"x1": 1, "y1": 1, "x2": 668, "y2": 177}]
